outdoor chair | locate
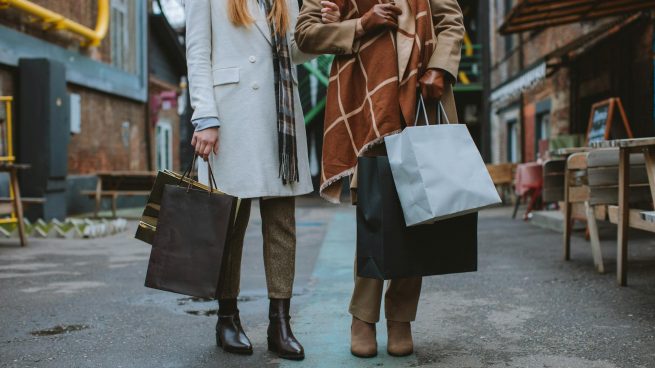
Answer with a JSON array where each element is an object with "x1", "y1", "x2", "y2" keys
[
  {"x1": 542, "y1": 159, "x2": 566, "y2": 204},
  {"x1": 486, "y1": 163, "x2": 516, "y2": 203}
]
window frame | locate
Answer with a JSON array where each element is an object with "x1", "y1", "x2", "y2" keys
[{"x1": 156, "y1": 120, "x2": 174, "y2": 171}]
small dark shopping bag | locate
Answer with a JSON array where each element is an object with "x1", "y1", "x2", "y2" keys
[
  {"x1": 135, "y1": 168, "x2": 224, "y2": 245},
  {"x1": 356, "y1": 156, "x2": 478, "y2": 280},
  {"x1": 144, "y1": 159, "x2": 238, "y2": 298}
]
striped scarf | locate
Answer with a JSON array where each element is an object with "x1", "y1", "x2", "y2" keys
[{"x1": 261, "y1": 0, "x2": 299, "y2": 184}]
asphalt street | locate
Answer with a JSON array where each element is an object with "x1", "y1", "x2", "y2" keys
[{"x1": 1, "y1": 199, "x2": 654, "y2": 368}]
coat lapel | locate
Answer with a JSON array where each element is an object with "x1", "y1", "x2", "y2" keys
[
  {"x1": 395, "y1": 0, "x2": 415, "y2": 80},
  {"x1": 251, "y1": 0, "x2": 273, "y2": 45}
]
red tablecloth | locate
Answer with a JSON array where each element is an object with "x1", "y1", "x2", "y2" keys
[{"x1": 514, "y1": 162, "x2": 543, "y2": 196}]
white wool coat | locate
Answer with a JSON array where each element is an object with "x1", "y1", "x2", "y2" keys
[{"x1": 185, "y1": 0, "x2": 314, "y2": 198}]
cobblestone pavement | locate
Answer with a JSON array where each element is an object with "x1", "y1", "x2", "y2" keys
[{"x1": 0, "y1": 200, "x2": 654, "y2": 367}]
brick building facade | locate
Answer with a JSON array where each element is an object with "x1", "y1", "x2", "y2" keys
[
  {"x1": 487, "y1": 1, "x2": 655, "y2": 164},
  {"x1": 0, "y1": 0, "x2": 188, "y2": 218}
]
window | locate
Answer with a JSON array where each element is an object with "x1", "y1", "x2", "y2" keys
[
  {"x1": 156, "y1": 121, "x2": 173, "y2": 170},
  {"x1": 507, "y1": 119, "x2": 519, "y2": 163},
  {"x1": 111, "y1": 0, "x2": 138, "y2": 73},
  {"x1": 504, "y1": 0, "x2": 514, "y2": 56},
  {"x1": 535, "y1": 111, "x2": 550, "y2": 160}
]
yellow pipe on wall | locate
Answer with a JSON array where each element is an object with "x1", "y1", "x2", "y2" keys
[{"x1": 0, "y1": 0, "x2": 109, "y2": 47}]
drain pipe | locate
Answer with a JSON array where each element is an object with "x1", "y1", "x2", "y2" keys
[{"x1": 0, "y1": 0, "x2": 109, "y2": 47}]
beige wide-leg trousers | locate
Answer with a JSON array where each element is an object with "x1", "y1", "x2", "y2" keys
[{"x1": 349, "y1": 265, "x2": 422, "y2": 323}]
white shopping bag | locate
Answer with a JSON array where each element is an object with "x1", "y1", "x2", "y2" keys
[{"x1": 384, "y1": 98, "x2": 501, "y2": 226}]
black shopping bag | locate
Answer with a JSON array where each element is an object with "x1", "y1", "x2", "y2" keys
[
  {"x1": 357, "y1": 156, "x2": 478, "y2": 280},
  {"x1": 135, "y1": 169, "x2": 228, "y2": 245},
  {"x1": 145, "y1": 159, "x2": 238, "y2": 298}
]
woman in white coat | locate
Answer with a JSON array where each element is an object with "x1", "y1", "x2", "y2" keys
[{"x1": 185, "y1": 0, "x2": 338, "y2": 361}]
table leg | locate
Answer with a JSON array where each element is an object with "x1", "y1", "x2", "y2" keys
[
  {"x1": 10, "y1": 169, "x2": 27, "y2": 247},
  {"x1": 563, "y1": 167, "x2": 572, "y2": 261},
  {"x1": 585, "y1": 201, "x2": 604, "y2": 273},
  {"x1": 644, "y1": 147, "x2": 655, "y2": 207},
  {"x1": 512, "y1": 194, "x2": 521, "y2": 219},
  {"x1": 111, "y1": 194, "x2": 117, "y2": 218},
  {"x1": 617, "y1": 148, "x2": 630, "y2": 286},
  {"x1": 94, "y1": 178, "x2": 102, "y2": 218}
]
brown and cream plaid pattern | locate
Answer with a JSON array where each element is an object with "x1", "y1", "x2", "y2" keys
[{"x1": 320, "y1": 0, "x2": 436, "y2": 202}]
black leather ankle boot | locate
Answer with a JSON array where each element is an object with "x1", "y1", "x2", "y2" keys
[
  {"x1": 267, "y1": 298, "x2": 304, "y2": 360},
  {"x1": 216, "y1": 299, "x2": 253, "y2": 355}
]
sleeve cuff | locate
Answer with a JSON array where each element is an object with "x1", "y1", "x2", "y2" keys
[
  {"x1": 192, "y1": 117, "x2": 221, "y2": 131},
  {"x1": 427, "y1": 41, "x2": 461, "y2": 82}
]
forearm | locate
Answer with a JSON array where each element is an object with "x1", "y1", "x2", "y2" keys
[
  {"x1": 296, "y1": 0, "x2": 360, "y2": 55},
  {"x1": 428, "y1": 0, "x2": 465, "y2": 81},
  {"x1": 289, "y1": 0, "x2": 318, "y2": 64}
]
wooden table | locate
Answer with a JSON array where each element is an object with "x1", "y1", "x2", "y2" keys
[
  {"x1": 82, "y1": 171, "x2": 157, "y2": 218},
  {"x1": 591, "y1": 138, "x2": 655, "y2": 285},
  {"x1": 550, "y1": 147, "x2": 592, "y2": 157}
]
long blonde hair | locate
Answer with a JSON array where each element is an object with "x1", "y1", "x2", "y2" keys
[{"x1": 228, "y1": 0, "x2": 289, "y2": 32}]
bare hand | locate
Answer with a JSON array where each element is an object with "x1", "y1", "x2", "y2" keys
[
  {"x1": 320, "y1": 1, "x2": 341, "y2": 23},
  {"x1": 360, "y1": 4, "x2": 402, "y2": 34},
  {"x1": 191, "y1": 128, "x2": 219, "y2": 161},
  {"x1": 419, "y1": 69, "x2": 451, "y2": 101}
]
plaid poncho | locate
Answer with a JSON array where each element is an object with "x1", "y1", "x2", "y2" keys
[{"x1": 320, "y1": 0, "x2": 437, "y2": 202}]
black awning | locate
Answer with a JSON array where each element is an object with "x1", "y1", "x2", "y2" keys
[{"x1": 500, "y1": 0, "x2": 655, "y2": 35}]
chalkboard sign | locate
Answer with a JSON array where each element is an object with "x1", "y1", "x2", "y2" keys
[
  {"x1": 585, "y1": 98, "x2": 633, "y2": 145},
  {"x1": 588, "y1": 103, "x2": 610, "y2": 143}
]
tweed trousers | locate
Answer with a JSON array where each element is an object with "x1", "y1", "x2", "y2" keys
[{"x1": 217, "y1": 197, "x2": 296, "y2": 300}]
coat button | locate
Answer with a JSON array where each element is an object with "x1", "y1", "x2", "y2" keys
[
  {"x1": 249, "y1": 56, "x2": 256, "y2": 63},
  {"x1": 251, "y1": 83, "x2": 259, "y2": 90}
]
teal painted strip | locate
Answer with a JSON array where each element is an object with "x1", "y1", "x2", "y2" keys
[{"x1": 282, "y1": 210, "x2": 418, "y2": 367}]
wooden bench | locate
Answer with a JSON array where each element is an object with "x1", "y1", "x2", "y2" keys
[
  {"x1": 81, "y1": 171, "x2": 157, "y2": 218},
  {"x1": 591, "y1": 138, "x2": 655, "y2": 285}
]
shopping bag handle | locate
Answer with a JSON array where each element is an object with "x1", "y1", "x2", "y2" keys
[
  {"x1": 414, "y1": 95, "x2": 430, "y2": 126},
  {"x1": 414, "y1": 95, "x2": 451, "y2": 126},
  {"x1": 177, "y1": 155, "x2": 240, "y2": 225},
  {"x1": 178, "y1": 154, "x2": 219, "y2": 196}
]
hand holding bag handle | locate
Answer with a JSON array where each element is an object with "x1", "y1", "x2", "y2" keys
[
  {"x1": 414, "y1": 95, "x2": 451, "y2": 126},
  {"x1": 178, "y1": 154, "x2": 241, "y2": 225},
  {"x1": 177, "y1": 154, "x2": 219, "y2": 196}
]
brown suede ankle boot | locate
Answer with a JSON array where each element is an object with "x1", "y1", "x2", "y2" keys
[
  {"x1": 351, "y1": 317, "x2": 377, "y2": 358},
  {"x1": 386, "y1": 320, "x2": 413, "y2": 357}
]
